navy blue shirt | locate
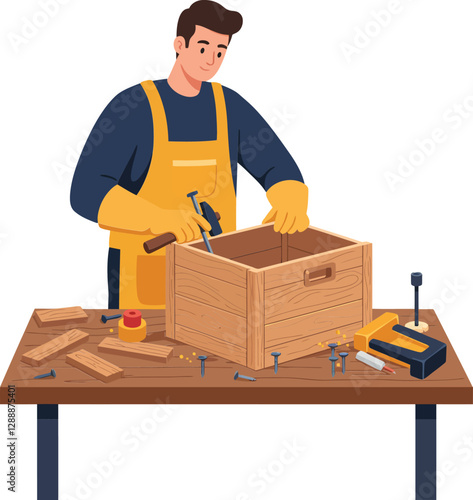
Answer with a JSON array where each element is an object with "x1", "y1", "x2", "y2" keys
[{"x1": 70, "y1": 80, "x2": 304, "y2": 222}]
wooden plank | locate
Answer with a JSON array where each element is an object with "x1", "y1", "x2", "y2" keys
[
  {"x1": 362, "y1": 243, "x2": 373, "y2": 326},
  {"x1": 288, "y1": 225, "x2": 360, "y2": 254},
  {"x1": 66, "y1": 349, "x2": 124, "y2": 383},
  {"x1": 188, "y1": 223, "x2": 281, "y2": 259},
  {"x1": 175, "y1": 324, "x2": 247, "y2": 366},
  {"x1": 264, "y1": 321, "x2": 362, "y2": 368},
  {"x1": 175, "y1": 295, "x2": 247, "y2": 349},
  {"x1": 98, "y1": 337, "x2": 173, "y2": 362},
  {"x1": 33, "y1": 307, "x2": 88, "y2": 327},
  {"x1": 232, "y1": 247, "x2": 281, "y2": 269},
  {"x1": 264, "y1": 245, "x2": 363, "y2": 289},
  {"x1": 175, "y1": 244, "x2": 248, "y2": 287},
  {"x1": 265, "y1": 301, "x2": 363, "y2": 347},
  {"x1": 175, "y1": 265, "x2": 246, "y2": 317},
  {"x1": 21, "y1": 329, "x2": 89, "y2": 366},
  {"x1": 166, "y1": 244, "x2": 176, "y2": 339},
  {"x1": 247, "y1": 270, "x2": 265, "y2": 370},
  {"x1": 265, "y1": 267, "x2": 363, "y2": 322}
]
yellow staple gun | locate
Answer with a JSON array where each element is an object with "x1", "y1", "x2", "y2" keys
[{"x1": 354, "y1": 312, "x2": 447, "y2": 379}]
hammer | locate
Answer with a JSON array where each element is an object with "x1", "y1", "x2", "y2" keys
[{"x1": 143, "y1": 199, "x2": 222, "y2": 254}]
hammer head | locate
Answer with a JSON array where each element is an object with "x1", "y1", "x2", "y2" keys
[{"x1": 200, "y1": 201, "x2": 222, "y2": 237}]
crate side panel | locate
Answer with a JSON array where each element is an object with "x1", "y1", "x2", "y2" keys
[
  {"x1": 175, "y1": 324, "x2": 247, "y2": 366},
  {"x1": 288, "y1": 226, "x2": 360, "y2": 254},
  {"x1": 175, "y1": 245, "x2": 247, "y2": 287},
  {"x1": 265, "y1": 267, "x2": 363, "y2": 323},
  {"x1": 264, "y1": 245, "x2": 362, "y2": 290},
  {"x1": 265, "y1": 300, "x2": 363, "y2": 348},
  {"x1": 233, "y1": 248, "x2": 282, "y2": 269},
  {"x1": 189, "y1": 224, "x2": 281, "y2": 259},
  {"x1": 175, "y1": 295, "x2": 247, "y2": 349},
  {"x1": 175, "y1": 266, "x2": 246, "y2": 317},
  {"x1": 264, "y1": 322, "x2": 362, "y2": 368}
]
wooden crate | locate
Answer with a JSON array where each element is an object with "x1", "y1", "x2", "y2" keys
[{"x1": 166, "y1": 224, "x2": 372, "y2": 370}]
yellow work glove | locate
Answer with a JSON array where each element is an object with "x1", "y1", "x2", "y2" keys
[
  {"x1": 97, "y1": 185, "x2": 211, "y2": 243},
  {"x1": 262, "y1": 180, "x2": 310, "y2": 234}
]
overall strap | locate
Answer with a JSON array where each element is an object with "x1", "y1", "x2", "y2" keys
[
  {"x1": 141, "y1": 80, "x2": 168, "y2": 147},
  {"x1": 211, "y1": 82, "x2": 229, "y2": 145}
]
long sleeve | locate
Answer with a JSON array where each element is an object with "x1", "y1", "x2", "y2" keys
[
  {"x1": 222, "y1": 87, "x2": 304, "y2": 192},
  {"x1": 70, "y1": 84, "x2": 153, "y2": 222}
]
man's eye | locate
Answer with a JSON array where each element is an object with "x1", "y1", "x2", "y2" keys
[
  {"x1": 217, "y1": 52, "x2": 222, "y2": 58},
  {"x1": 200, "y1": 47, "x2": 205, "y2": 54}
]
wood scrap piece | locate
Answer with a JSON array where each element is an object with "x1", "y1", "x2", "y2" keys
[
  {"x1": 66, "y1": 349, "x2": 123, "y2": 383},
  {"x1": 33, "y1": 307, "x2": 88, "y2": 327},
  {"x1": 21, "y1": 329, "x2": 89, "y2": 366},
  {"x1": 98, "y1": 337, "x2": 173, "y2": 362}
]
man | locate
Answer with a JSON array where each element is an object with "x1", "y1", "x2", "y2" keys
[{"x1": 71, "y1": 0, "x2": 310, "y2": 309}]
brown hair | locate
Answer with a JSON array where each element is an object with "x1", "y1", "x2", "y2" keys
[{"x1": 177, "y1": 1, "x2": 243, "y2": 48}]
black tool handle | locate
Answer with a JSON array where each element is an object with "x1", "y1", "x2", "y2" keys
[{"x1": 143, "y1": 212, "x2": 221, "y2": 254}]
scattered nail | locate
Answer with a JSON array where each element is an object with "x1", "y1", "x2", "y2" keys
[
  {"x1": 329, "y1": 357, "x2": 338, "y2": 377},
  {"x1": 234, "y1": 371, "x2": 256, "y2": 382},
  {"x1": 34, "y1": 369, "x2": 56, "y2": 379},
  {"x1": 198, "y1": 355, "x2": 207, "y2": 377},
  {"x1": 271, "y1": 352, "x2": 281, "y2": 374},
  {"x1": 339, "y1": 352, "x2": 349, "y2": 374},
  {"x1": 328, "y1": 343, "x2": 338, "y2": 357},
  {"x1": 101, "y1": 314, "x2": 122, "y2": 324}
]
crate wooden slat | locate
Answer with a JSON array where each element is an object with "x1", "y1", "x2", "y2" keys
[{"x1": 167, "y1": 224, "x2": 372, "y2": 370}]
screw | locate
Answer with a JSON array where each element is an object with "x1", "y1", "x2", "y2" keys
[
  {"x1": 101, "y1": 313, "x2": 122, "y2": 324},
  {"x1": 198, "y1": 355, "x2": 207, "y2": 377},
  {"x1": 329, "y1": 357, "x2": 338, "y2": 377},
  {"x1": 328, "y1": 343, "x2": 338, "y2": 357},
  {"x1": 34, "y1": 369, "x2": 56, "y2": 379},
  {"x1": 411, "y1": 272, "x2": 422, "y2": 326},
  {"x1": 187, "y1": 190, "x2": 213, "y2": 253},
  {"x1": 271, "y1": 352, "x2": 281, "y2": 374},
  {"x1": 234, "y1": 371, "x2": 256, "y2": 382},
  {"x1": 339, "y1": 352, "x2": 349, "y2": 374}
]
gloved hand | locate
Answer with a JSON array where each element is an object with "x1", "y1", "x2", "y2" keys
[
  {"x1": 262, "y1": 180, "x2": 310, "y2": 234},
  {"x1": 98, "y1": 185, "x2": 211, "y2": 243}
]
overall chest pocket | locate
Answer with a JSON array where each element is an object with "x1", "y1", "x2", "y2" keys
[{"x1": 171, "y1": 159, "x2": 218, "y2": 200}]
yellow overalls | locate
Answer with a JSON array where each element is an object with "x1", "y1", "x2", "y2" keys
[{"x1": 108, "y1": 80, "x2": 237, "y2": 309}]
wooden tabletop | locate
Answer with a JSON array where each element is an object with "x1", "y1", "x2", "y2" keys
[{"x1": 1, "y1": 309, "x2": 472, "y2": 405}]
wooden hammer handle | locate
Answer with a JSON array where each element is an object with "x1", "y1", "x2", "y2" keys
[{"x1": 143, "y1": 212, "x2": 221, "y2": 254}]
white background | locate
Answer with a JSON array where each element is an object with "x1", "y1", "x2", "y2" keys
[{"x1": 1, "y1": 0, "x2": 473, "y2": 498}]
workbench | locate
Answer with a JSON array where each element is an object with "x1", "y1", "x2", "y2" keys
[{"x1": 1, "y1": 308, "x2": 472, "y2": 500}]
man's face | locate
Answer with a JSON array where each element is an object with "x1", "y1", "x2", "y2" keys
[{"x1": 174, "y1": 25, "x2": 229, "y2": 82}]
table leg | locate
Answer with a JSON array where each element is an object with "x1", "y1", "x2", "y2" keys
[
  {"x1": 37, "y1": 404, "x2": 58, "y2": 500},
  {"x1": 415, "y1": 404, "x2": 437, "y2": 500}
]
